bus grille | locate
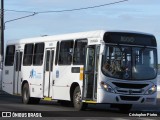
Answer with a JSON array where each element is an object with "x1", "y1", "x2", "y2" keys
[
  {"x1": 112, "y1": 82, "x2": 148, "y2": 89},
  {"x1": 117, "y1": 89, "x2": 142, "y2": 94},
  {"x1": 120, "y1": 96, "x2": 140, "y2": 101}
]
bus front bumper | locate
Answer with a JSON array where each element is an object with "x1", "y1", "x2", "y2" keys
[{"x1": 97, "y1": 88, "x2": 157, "y2": 105}]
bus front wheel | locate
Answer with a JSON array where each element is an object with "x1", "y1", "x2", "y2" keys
[
  {"x1": 73, "y1": 86, "x2": 87, "y2": 111},
  {"x1": 22, "y1": 83, "x2": 31, "y2": 104},
  {"x1": 22, "y1": 83, "x2": 40, "y2": 104}
]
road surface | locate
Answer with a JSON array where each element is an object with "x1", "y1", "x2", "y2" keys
[{"x1": 0, "y1": 90, "x2": 160, "y2": 120}]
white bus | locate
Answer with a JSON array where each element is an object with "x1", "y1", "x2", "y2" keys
[{"x1": 2, "y1": 30, "x2": 158, "y2": 111}]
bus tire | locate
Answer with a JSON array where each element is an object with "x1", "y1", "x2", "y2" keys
[
  {"x1": 22, "y1": 83, "x2": 40, "y2": 104},
  {"x1": 73, "y1": 86, "x2": 88, "y2": 111},
  {"x1": 22, "y1": 83, "x2": 32, "y2": 104}
]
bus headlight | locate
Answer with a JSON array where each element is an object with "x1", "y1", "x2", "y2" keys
[
  {"x1": 100, "y1": 81, "x2": 114, "y2": 93},
  {"x1": 145, "y1": 85, "x2": 157, "y2": 95}
]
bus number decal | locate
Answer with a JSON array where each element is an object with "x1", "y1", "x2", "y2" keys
[{"x1": 120, "y1": 36, "x2": 135, "y2": 43}]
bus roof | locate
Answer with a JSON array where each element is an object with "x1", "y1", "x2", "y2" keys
[
  {"x1": 6, "y1": 30, "x2": 106, "y2": 45},
  {"x1": 6, "y1": 30, "x2": 155, "y2": 45}
]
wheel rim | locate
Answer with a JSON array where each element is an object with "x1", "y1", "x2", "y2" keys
[
  {"x1": 23, "y1": 89, "x2": 28, "y2": 101},
  {"x1": 75, "y1": 91, "x2": 81, "y2": 105}
]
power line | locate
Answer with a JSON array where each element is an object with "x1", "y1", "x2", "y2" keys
[
  {"x1": 38, "y1": 0, "x2": 128, "y2": 13},
  {"x1": 4, "y1": 12, "x2": 37, "y2": 24},
  {"x1": 4, "y1": 9, "x2": 35, "y2": 14},
  {"x1": 4, "y1": 0, "x2": 128, "y2": 25},
  {"x1": 4, "y1": 0, "x2": 128, "y2": 14}
]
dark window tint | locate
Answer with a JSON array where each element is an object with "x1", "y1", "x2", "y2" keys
[
  {"x1": 15, "y1": 52, "x2": 22, "y2": 71},
  {"x1": 73, "y1": 39, "x2": 87, "y2": 65},
  {"x1": 50, "y1": 50, "x2": 54, "y2": 71},
  {"x1": 23, "y1": 44, "x2": 34, "y2": 66},
  {"x1": 46, "y1": 50, "x2": 54, "y2": 71},
  {"x1": 5, "y1": 45, "x2": 15, "y2": 66},
  {"x1": 55, "y1": 42, "x2": 59, "y2": 65},
  {"x1": 46, "y1": 50, "x2": 50, "y2": 71},
  {"x1": 33, "y1": 43, "x2": 44, "y2": 65},
  {"x1": 58, "y1": 40, "x2": 73, "y2": 65}
]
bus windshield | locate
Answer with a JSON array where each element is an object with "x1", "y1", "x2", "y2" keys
[{"x1": 102, "y1": 45, "x2": 157, "y2": 80}]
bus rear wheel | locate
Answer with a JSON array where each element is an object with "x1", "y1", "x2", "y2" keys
[
  {"x1": 22, "y1": 83, "x2": 31, "y2": 104},
  {"x1": 22, "y1": 83, "x2": 40, "y2": 104},
  {"x1": 73, "y1": 86, "x2": 87, "y2": 111}
]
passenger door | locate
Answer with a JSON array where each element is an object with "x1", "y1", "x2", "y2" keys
[
  {"x1": 14, "y1": 50, "x2": 23, "y2": 95},
  {"x1": 83, "y1": 45, "x2": 100, "y2": 101},
  {"x1": 43, "y1": 49, "x2": 54, "y2": 98},
  {"x1": 2, "y1": 45, "x2": 15, "y2": 94}
]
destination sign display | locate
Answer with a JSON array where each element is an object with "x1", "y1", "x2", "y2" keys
[{"x1": 103, "y1": 32, "x2": 156, "y2": 47}]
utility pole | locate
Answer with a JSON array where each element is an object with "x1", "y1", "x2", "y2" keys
[
  {"x1": 0, "y1": 0, "x2": 4, "y2": 90},
  {"x1": 0, "y1": 0, "x2": 4, "y2": 63}
]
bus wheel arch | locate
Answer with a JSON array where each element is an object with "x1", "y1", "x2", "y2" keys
[
  {"x1": 21, "y1": 80, "x2": 28, "y2": 93},
  {"x1": 21, "y1": 81, "x2": 40, "y2": 104}
]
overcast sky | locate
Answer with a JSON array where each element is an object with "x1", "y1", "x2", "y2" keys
[{"x1": 4, "y1": 0, "x2": 160, "y2": 61}]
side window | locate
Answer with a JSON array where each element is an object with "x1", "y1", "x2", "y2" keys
[
  {"x1": 5, "y1": 45, "x2": 15, "y2": 66},
  {"x1": 33, "y1": 43, "x2": 44, "y2": 66},
  {"x1": 23, "y1": 44, "x2": 34, "y2": 66},
  {"x1": 73, "y1": 39, "x2": 87, "y2": 65},
  {"x1": 58, "y1": 40, "x2": 73, "y2": 65},
  {"x1": 55, "y1": 41, "x2": 59, "y2": 65}
]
